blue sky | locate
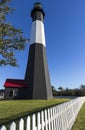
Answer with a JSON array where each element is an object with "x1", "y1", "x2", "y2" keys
[{"x1": 0, "y1": 0, "x2": 85, "y2": 90}]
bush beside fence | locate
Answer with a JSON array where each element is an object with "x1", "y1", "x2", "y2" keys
[{"x1": 0, "y1": 97, "x2": 85, "y2": 130}]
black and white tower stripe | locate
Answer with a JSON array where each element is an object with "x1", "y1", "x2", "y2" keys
[{"x1": 25, "y1": 2, "x2": 53, "y2": 99}]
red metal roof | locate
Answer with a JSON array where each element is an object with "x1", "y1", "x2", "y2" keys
[{"x1": 4, "y1": 79, "x2": 29, "y2": 88}]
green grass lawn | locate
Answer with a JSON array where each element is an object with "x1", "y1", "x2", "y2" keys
[
  {"x1": 0, "y1": 98, "x2": 69, "y2": 126},
  {"x1": 72, "y1": 103, "x2": 85, "y2": 130}
]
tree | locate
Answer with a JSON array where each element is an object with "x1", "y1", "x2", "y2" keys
[
  {"x1": 80, "y1": 85, "x2": 85, "y2": 90},
  {"x1": 0, "y1": 0, "x2": 28, "y2": 66},
  {"x1": 58, "y1": 86, "x2": 63, "y2": 91},
  {"x1": 80, "y1": 85, "x2": 85, "y2": 96},
  {"x1": 52, "y1": 86, "x2": 57, "y2": 96}
]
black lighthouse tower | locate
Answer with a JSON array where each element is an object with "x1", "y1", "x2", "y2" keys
[{"x1": 25, "y1": 2, "x2": 53, "y2": 99}]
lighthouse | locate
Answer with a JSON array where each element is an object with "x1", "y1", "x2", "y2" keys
[
  {"x1": 25, "y1": 2, "x2": 53, "y2": 99},
  {"x1": 4, "y1": 2, "x2": 53, "y2": 100}
]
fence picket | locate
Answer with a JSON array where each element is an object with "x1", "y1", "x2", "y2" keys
[
  {"x1": 53, "y1": 107, "x2": 56, "y2": 130},
  {"x1": 56, "y1": 106, "x2": 60, "y2": 130},
  {"x1": 26, "y1": 116, "x2": 30, "y2": 130},
  {"x1": 37, "y1": 112, "x2": 41, "y2": 130},
  {"x1": 41, "y1": 111, "x2": 44, "y2": 130},
  {"x1": 45, "y1": 110, "x2": 48, "y2": 130},
  {"x1": 48, "y1": 109, "x2": 51, "y2": 130},
  {"x1": 0, "y1": 126, "x2": 6, "y2": 130},
  {"x1": 19, "y1": 118, "x2": 24, "y2": 130},
  {"x1": 50, "y1": 108, "x2": 53, "y2": 130},
  {"x1": 10, "y1": 122, "x2": 16, "y2": 130},
  {"x1": 32, "y1": 114, "x2": 37, "y2": 130}
]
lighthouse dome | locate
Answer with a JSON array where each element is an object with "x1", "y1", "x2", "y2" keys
[{"x1": 34, "y1": 2, "x2": 42, "y2": 9}]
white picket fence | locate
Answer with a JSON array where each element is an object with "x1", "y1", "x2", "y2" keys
[{"x1": 0, "y1": 97, "x2": 85, "y2": 130}]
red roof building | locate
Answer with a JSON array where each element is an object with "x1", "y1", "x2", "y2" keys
[
  {"x1": 4, "y1": 79, "x2": 28, "y2": 88},
  {"x1": 4, "y1": 79, "x2": 29, "y2": 99}
]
